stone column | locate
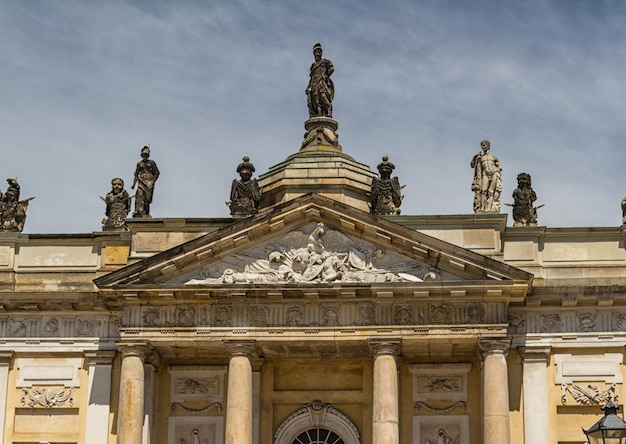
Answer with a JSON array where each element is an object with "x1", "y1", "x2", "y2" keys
[
  {"x1": 519, "y1": 347, "x2": 550, "y2": 444},
  {"x1": 0, "y1": 352, "x2": 13, "y2": 442},
  {"x1": 370, "y1": 339, "x2": 400, "y2": 444},
  {"x1": 479, "y1": 339, "x2": 511, "y2": 444},
  {"x1": 224, "y1": 341, "x2": 255, "y2": 444},
  {"x1": 143, "y1": 352, "x2": 161, "y2": 444},
  {"x1": 117, "y1": 342, "x2": 151, "y2": 444},
  {"x1": 84, "y1": 351, "x2": 116, "y2": 444}
]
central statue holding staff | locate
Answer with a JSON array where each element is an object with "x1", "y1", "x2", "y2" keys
[{"x1": 306, "y1": 43, "x2": 335, "y2": 118}]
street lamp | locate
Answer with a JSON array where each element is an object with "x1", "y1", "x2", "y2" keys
[{"x1": 583, "y1": 397, "x2": 626, "y2": 444}]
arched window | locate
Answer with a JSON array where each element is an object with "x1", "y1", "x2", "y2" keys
[
  {"x1": 274, "y1": 401, "x2": 360, "y2": 444},
  {"x1": 292, "y1": 427, "x2": 344, "y2": 444}
]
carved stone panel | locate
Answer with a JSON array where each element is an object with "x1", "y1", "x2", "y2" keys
[
  {"x1": 168, "y1": 366, "x2": 227, "y2": 403},
  {"x1": 409, "y1": 363, "x2": 472, "y2": 404},
  {"x1": 414, "y1": 415, "x2": 469, "y2": 444},
  {"x1": 168, "y1": 416, "x2": 224, "y2": 444}
]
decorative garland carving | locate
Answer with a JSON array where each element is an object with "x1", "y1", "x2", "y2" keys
[
  {"x1": 561, "y1": 383, "x2": 617, "y2": 405},
  {"x1": 22, "y1": 387, "x2": 74, "y2": 408},
  {"x1": 415, "y1": 401, "x2": 466, "y2": 413},
  {"x1": 171, "y1": 401, "x2": 222, "y2": 414}
]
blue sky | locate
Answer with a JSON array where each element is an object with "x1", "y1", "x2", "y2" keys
[{"x1": 2, "y1": 0, "x2": 626, "y2": 233}]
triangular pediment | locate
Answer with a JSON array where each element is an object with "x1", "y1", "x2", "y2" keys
[{"x1": 95, "y1": 194, "x2": 532, "y2": 298}]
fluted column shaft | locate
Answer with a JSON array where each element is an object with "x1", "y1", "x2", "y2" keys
[
  {"x1": 520, "y1": 347, "x2": 550, "y2": 444},
  {"x1": 117, "y1": 343, "x2": 150, "y2": 444},
  {"x1": 371, "y1": 340, "x2": 400, "y2": 444},
  {"x1": 225, "y1": 341, "x2": 255, "y2": 444},
  {"x1": 480, "y1": 339, "x2": 511, "y2": 444}
]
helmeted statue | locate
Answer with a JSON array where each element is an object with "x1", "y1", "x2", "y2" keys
[
  {"x1": 371, "y1": 156, "x2": 403, "y2": 215},
  {"x1": 131, "y1": 146, "x2": 160, "y2": 217},
  {"x1": 102, "y1": 178, "x2": 131, "y2": 231},
  {"x1": 470, "y1": 139, "x2": 501, "y2": 213},
  {"x1": 511, "y1": 172, "x2": 538, "y2": 226},
  {"x1": 227, "y1": 156, "x2": 261, "y2": 217},
  {"x1": 0, "y1": 178, "x2": 33, "y2": 232},
  {"x1": 306, "y1": 43, "x2": 335, "y2": 118}
]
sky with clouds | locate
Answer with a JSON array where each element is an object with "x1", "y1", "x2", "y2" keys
[{"x1": 1, "y1": 0, "x2": 626, "y2": 233}]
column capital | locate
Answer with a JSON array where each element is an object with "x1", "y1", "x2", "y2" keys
[
  {"x1": 369, "y1": 338, "x2": 401, "y2": 358},
  {"x1": 84, "y1": 350, "x2": 116, "y2": 367},
  {"x1": 518, "y1": 346, "x2": 551, "y2": 364},
  {"x1": 224, "y1": 340, "x2": 256, "y2": 358},
  {"x1": 478, "y1": 338, "x2": 511, "y2": 360},
  {"x1": 117, "y1": 341, "x2": 152, "y2": 360},
  {"x1": 0, "y1": 351, "x2": 13, "y2": 368},
  {"x1": 145, "y1": 350, "x2": 162, "y2": 372}
]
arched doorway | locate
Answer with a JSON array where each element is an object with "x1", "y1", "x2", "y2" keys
[{"x1": 274, "y1": 400, "x2": 360, "y2": 444}]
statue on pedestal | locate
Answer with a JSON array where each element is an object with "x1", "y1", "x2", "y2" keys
[
  {"x1": 306, "y1": 43, "x2": 334, "y2": 118},
  {"x1": 371, "y1": 156, "x2": 403, "y2": 216},
  {"x1": 0, "y1": 179, "x2": 33, "y2": 232},
  {"x1": 102, "y1": 178, "x2": 131, "y2": 231},
  {"x1": 131, "y1": 146, "x2": 159, "y2": 217},
  {"x1": 470, "y1": 140, "x2": 501, "y2": 213},
  {"x1": 227, "y1": 156, "x2": 261, "y2": 217},
  {"x1": 511, "y1": 173, "x2": 538, "y2": 226}
]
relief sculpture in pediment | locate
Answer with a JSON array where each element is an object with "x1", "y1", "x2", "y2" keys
[{"x1": 182, "y1": 223, "x2": 440, "y2": 285}]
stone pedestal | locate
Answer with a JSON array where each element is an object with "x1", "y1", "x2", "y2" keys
[
  {"x1": 225, "y1": 341, "x2": 255, "y2": 444},
  {"x1": 117, "y1": 343, "x2": 150, "y2": 444},
  {"x1": 520, "y1": 347, "x2": 550, "y2": 444},
  {"x1": 479, "y1": 339, "x2": 511, "y2": 444},
  {"x1": 371, "y1": 340, "x2": 400, "y2": 444}
]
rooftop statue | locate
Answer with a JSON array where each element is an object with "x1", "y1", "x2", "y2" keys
[
  {"x1": 511, "y1": 172, "x2": 538, "y2": 227},
  {"x1": 470, "y1": 139, "x2": 501, "y2": 213},
  {"x1": 306, "y1": 43, "x2": 334, "y2": 118},
  {"x1": 102, "y1": 178, "x2": 131, "y2": 231},
  {"x1": 227, "y1": 156, "x2": 261, "y2": 217},
  {"x1": 0, "y1": 178, "x2": 34, "y2": 232},
  {"x1": 131, "y1": 146, "x2": 160, "y2": 218},
  {"x1": 621, "y1": 196, "x2": 626, "y2": 225},
  {"x1": 371, "y1": 156, "x2": 403, "y2": 215}
]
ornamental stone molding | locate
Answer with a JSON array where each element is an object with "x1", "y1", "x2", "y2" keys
[
  {"x1": 0, "y1": 315, "x2": 120, "y2": 339},
  {"x1": 21, "y1": 386, "x2": 74, "y2": 408},
  {"x1": 123, "y1": 301, "x2": 507, "y2": 329},
  {"x1": 167, "y1": 365, "x2": 227, "y2": 403},
  {"x1": 414, "y1": 415, "x2": 469, "y2": 444},
  {"x1": 274, "y1": 400, "x2": 360, "y2": 444}
]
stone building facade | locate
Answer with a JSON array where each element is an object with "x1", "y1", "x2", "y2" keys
[{"x1": 0, "y1": 139, "x2": 624, "y2": 444}]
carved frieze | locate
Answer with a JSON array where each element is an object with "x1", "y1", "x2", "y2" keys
[
  {"x1": 540, "y1": 313, "x2": 561, "y2": 332},
  {"x1": 179, "y1": 223, "x2": 440, "y2": 285},
  {"x1": 285, "y1": 306, "x2": 304, "y2": 326}
]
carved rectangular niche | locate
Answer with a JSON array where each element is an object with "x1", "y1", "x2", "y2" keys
[
  {"x1": 168, "y1": 365, "x2": 227, "y2": 402},
  {"x1": 413, "y1": 415, "x2": 469, "y2": 444},
  {"x1": 168, "y1": 416, "x2": 224, "y2": 444},
  {"x1": 555, "y1": 353, "x2": 623, "y2": 384},
  {"x1": 409, "y1": 363, "x2": 472, "y2": 402},
  {"x1": 16, "y1": 358, "x2": 82, "y2": 387}
]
